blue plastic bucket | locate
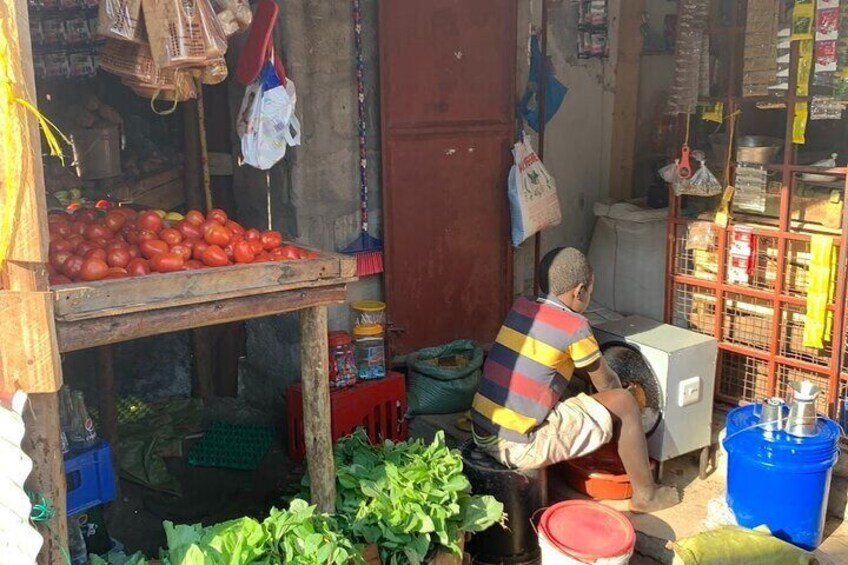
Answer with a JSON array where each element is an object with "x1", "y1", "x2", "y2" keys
[{"x1": 723, "y1": 404, "x2": 841, "y2": 550}]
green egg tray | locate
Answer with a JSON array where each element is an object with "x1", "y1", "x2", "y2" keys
[{"x1": 187, "y1": 421, "x2": 275, "y2": 471}]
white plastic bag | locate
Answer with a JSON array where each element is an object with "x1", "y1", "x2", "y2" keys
[
  {"x1": 508, "y1": 136, "x2": 561, "y2": 246},
  {"x1": 237, "y1": 63, "x2": 301, "y2": 171}
]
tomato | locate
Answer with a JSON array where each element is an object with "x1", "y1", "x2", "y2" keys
[
  {"x1": 303, "y1": 251, "x2": 319, "y2": 260},
  {"x1": 159, "y1": 228, "x2": 183, "y2": 246},
  {"x1": 50, "y1": 238, "x2": 74, "y2": 255},
  {"x1": 184, "y1": 259, "x2": 205, "y2": 270},
  {"x1": 192, "y1": 240, "x2": 209, "y2": 261},
  {"x1": 137, "y1": 210, "x2": 164, "y2": 232},
  {"x1": 49, "y1": 222, "x2": 70, "y2": 238},
  {"x1": 77, "y1": 209, "x2": 98, "y2": 224},
  {"x1": 201, "y1": 245, "x2": 229, "y2": 267},
  {"x1": 150, "y1": 252, "x2": 185, "y2": 273},
  {"x1": 225, "y1": 221, "x2": 245, "y2": 237},
  {"x1": 255, "y1": 251, "x2": 272, "y2": 263},
  {"x1": 125, "y1": 229, "x2": 139, "y2": 245},
  {"x1": 66, "y1": 234, "x2": 84, "y2": 249},
  {"x1": 50, "y1": 250, "x2": 73, "y2": 272},
  {"x1": 62, "y1": 255, "x2": 85, "y2": 280},
  {"x1": 126, "y1": 258, "x2": 151, "y2": 277},
  {"x1": 91, "y1": 238, "x2": 111, "y2": 249},
  {"x1": 277, "y1": 245, "x2": 301, "y2": 259},
  {"x1": 79, "y1": 258, "x2": 109, "y2": 281},
  {"x1": 204, "y1": 225, "x2": 231, "y2": 246},
  {"x1": 185, "y1": 210, "x2": 205, "y2": 226},
  {"x1": 66, "y1": 202, "x2": 81, "y2": 213},
  {"x1": 176, "y1": 220, "x2": 203, "y2": 241},
  {"x1": 103, "y1": 210, "x2": 127, "y2": 232},
  {"x1": 74, "y1": 241, "x2": 99, "y2": 258},
  {"x1": 207, "y1": 208, "x2": 228, "y2": 225},
  {"x1": 106, "y1": 240, "x2": 129, "y2": 252},
  {"x1": 244, "y1": 228, "x2": 261, "y2": 242},
  {"x1": 95, "y1": 199, "x2": 113, "y2": 210},
  {"x1": 48, "y1": 213, "x2": 70, "y2": 224},
  {"x1": 249, "y1": 240, "x2": 264, "y2": 255},
  {"x1": 233, "y1": 240, "x2": 255, "y2": 263},
  {"x1": 70, "y1": 221, "x2": 87, "y2": 236},
  {"x1": 49, "y1": 273, "x2": 73, "y2": 286},
  {"x1": 140, "y1": 239, "x2": 169, "y2": 259},
  {"x1": 84, "y1": 222, "x2": 111, "y2": 241},
  {"x1": 260, "y1": 230, "x2": 283, "y2": 251},
  {"x1": 170, "y1": 243, "x2": 192, "y2": 262},
  {"x1": 106, "y1": 247, "x2": 131, "y2": 268},
  {"x1": 84, "y1": 248, "x2": 107, "y2": 262},
  {"x1": 223, "y1": 244, "x2": 236, "y2": 260},
  {"x1": 46, "y1": 262, "x2": 57, "y2": 276},
  {"x1": 136, "y1": 230, "x2": 159, "y2": 242},
  {"x1": 128, "y1": 245, "x2": 141, "y2": 259},
  {"x1": 200, "y1": 220, "x2": 220, "y2": 234},
  {"x1": 104, "y1": 271, "x2": 130, "y2": 280}
]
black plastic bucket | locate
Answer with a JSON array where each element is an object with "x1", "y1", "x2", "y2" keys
[{"x1": 462, "y1": 440, "x2": 543, "y2": 564}]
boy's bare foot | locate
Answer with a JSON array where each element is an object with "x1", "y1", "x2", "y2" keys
[{"x1": 630, "y1": 485, "x2": 680, "y2": 513}]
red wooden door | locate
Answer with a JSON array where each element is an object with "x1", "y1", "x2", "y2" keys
[{"x1": 379, "y1": 0, "x2": 516, "y2": 354}]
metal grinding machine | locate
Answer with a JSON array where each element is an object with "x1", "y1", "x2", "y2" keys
[{"x1": 592, "y1": 316, "x2": 719, "y2": 479}]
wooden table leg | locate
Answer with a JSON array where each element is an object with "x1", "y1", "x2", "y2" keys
[
  {"x1": 96, "y1": 346, "x2": 118, "y2": 451},
  {"x1": 299, "y1": 305, "x2": 335, "y2": 513},
  {"x1": 191, "y1": 329, "x2": 215, "y2": 401},
  {"x1": 23, "y1": 393, "x2": 67, "y2": 565}
]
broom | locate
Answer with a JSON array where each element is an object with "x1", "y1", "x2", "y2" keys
[{"x1": 343, "y1": 0, "x2": 383, "y2": 276}]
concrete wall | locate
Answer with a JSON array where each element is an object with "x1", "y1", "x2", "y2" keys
[
  {"x1": 228, "y1": 0, "x2": 623, "y2": 410},
  {"x1": 513, "y1": 0, "x2": 619, "y2": 296}
]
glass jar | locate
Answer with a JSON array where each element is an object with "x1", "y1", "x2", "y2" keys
[
  {"x1": 351, "y1": 300, "x2": 386, "y2": 328},
  {"x1": 353, "y1": 324, "x2": 386, "y2": 380},
  {"x1": 328, "y1": 331, "x2": 357, "y2": 388}
]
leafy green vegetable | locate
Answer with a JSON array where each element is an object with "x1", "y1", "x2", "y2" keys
[
  {"x1": 154, "y1": 499, "x2": 361, "y2": 565},
  {"x1": 304, "y1": 430, "x2": 505, "y2": 565}
]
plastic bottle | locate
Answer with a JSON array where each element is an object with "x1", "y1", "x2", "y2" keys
[
  {"x1": 68, "y1": 391, "x2": 97, "y2": 451},
  {"x1": 58, "y1": 387, "x2": 72, "y2": 455},
  {"x1": 68, "y1": 515, "x2": 89, "y2": 565}
]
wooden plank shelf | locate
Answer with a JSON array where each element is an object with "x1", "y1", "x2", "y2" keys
[{"x1": 50, "y1": 250, "x2": 357, "y2": 351}]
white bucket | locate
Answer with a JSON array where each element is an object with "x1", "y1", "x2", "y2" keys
[
  {"x1": 539, "y1": 530, "x2": 632, "y2": 564},
  {"x1": 537, "y1": 501, "x2": 635, "y2": 565}
]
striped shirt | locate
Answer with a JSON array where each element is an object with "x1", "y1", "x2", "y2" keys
[{"x1": 471, "y1": 294, "x2": 602, "y2": 443}]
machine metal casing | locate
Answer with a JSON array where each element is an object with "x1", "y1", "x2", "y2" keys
[{"x1": 592, "y1": 316, "x2": 718, "y2": 463}]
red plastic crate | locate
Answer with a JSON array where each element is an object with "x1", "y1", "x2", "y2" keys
[{"x1": 286, "y1": 371, "x2": 408, "y2": 462}]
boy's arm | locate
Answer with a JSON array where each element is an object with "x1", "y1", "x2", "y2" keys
[{"x1": 582, "y1": 357, "x2": 622, "y2": 392}]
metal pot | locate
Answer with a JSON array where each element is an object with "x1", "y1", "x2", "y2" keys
[{"x1": 708, "y1": 134, "x2": 783, "y2": 165}]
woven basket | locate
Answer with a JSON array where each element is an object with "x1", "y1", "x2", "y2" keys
[
  {"x1": 122, "y1": 68, "x2": 197, "y2": 102},
  {"x1": 100, "y1": 39, "x2": 157, "y2": 83},
  {"x1": 97, "y1": 0, "x2": 146, "y2": 43},
  {"x1": 142, "y1": 0, "x2": 208, "y2": 69}
]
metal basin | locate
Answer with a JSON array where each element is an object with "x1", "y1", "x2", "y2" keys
[{"x1": 709, "y1": 134, "x2": 783, "y2": 165}]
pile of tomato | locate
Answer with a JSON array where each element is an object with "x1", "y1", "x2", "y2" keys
[{"x1": 47, "y1": 207, "x2": 317, "y2": 285}]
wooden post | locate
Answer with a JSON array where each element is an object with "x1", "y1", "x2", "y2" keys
[
  {"x1": 191, "y1": 329, "x2": 216, "y2": 400},
  {"x1": 608, "y1": 0, "x2": 646, "y2": 202},
  {"x1": 96, "y1": 346, "x2": 118, "y2": 449},
  {"x1": 299, "y1": 305, "x2": 335, "y2": 513},
  {"x1": 2, "y1": 0, "x2": 66, "y2": 562},
  {"x1": 22, "y1": 394, "x2": 67, "y2": 564}
]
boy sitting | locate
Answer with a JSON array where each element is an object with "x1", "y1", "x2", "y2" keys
[{"x1": 471, "y1": 247, "x2": 679, "y2": 512}]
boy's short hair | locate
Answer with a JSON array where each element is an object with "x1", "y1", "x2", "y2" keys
[{"x1": 539, "y1": 247, "x2": 593, "y2": 296}]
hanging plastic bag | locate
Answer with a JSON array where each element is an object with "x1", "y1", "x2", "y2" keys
[
  {"x1": 519, "y1": 35, "x2": 568, "y2": 132},
  {"x1": 238, "y1": 62, "x2": 301, "y2": 170},
  {"x1": 508, "y1": 135, "x2": 562, "y2": 246},
  {"x1": 661, "y1": 151, "x2": 722, "y2": 197}
]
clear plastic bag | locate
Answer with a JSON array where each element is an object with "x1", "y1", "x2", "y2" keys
[
  {"x1": 97, "y1": 0, "x2": 145, "y2": 43},
  {"x1": 660, "y1": 151, "x2": 723, "y2": 197},
  {"x1": 198, "y1": 0, "x2": 228, "y2": 59},
  {"x1": 210, "y1": 0, "x2": 252, "y2": 37}
]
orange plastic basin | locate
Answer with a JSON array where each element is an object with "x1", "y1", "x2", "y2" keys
[{"x1": 557, "y1": 443, "x2": 658, "y2": 500}]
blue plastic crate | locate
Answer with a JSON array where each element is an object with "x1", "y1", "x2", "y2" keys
[{"x1": 65, "y1": 440, "x2": 117, "y2": 516}]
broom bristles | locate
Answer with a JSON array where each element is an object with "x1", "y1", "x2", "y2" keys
[{"x1": 355, "y1": 250, "x2": 383, "y2": 277}]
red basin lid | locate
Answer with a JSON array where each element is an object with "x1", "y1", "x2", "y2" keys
[{"x1": 539, "y1": 500, "x2": 636, "y2": 560}]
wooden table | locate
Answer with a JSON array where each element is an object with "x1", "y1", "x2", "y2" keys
[{"x1": 51, "y1": 251, "x2": 356, "y2": 513}]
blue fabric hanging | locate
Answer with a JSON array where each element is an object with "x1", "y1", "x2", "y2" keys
[{"x1": 519, "y1": 34, "x2": 568, "y2": 132}]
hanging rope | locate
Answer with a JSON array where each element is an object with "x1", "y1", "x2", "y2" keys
[
  {"x1": 1, "y1": 47, "x2": 70, "y2": 271},
  {"x1": 353, "y1": 0, "x2": 369, "y2": 235}
]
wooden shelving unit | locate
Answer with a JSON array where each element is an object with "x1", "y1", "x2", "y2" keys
[{"x1": 665, "y1": 0, "x2": 848, "y2": 418}]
